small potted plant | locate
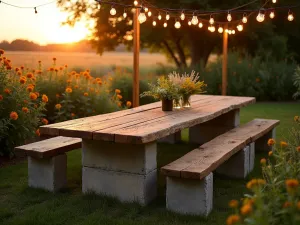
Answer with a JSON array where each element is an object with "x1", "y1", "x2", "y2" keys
[
  {"x1": 141, "y1": 76, "x2": 179, "y2": 111},
  {"x1": 169, "y1": 71, "x2": 206, "y2": 108}
]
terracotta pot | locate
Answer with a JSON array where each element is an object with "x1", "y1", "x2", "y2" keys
[{"x1": 162, "y1": 99, "x2": 173, "y2": 111}]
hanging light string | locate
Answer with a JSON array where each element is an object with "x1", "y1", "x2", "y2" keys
[{"x1": 0, "y1": 0, "x2": 56, "y2": 9}]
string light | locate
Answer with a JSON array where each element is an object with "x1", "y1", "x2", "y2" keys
[
  {"x1": 270, "y1": 11, "x2": 275, "y2": 19},
  {"x1": 228, "y1": 30, "x2": 232, "y2": 35},
  {"x1": 174, "y1": 21, "x2": 181, "y2": 29},
  {"x1": 256, "y1": 11, "x2": 265, "y2": 22},
  {"x1": 288, "y1": 10, "x2": 294, "y2": 21},
  {"x1": 188, "y1": 21, "x2": 192, "y2": 26},
  {"x1": 158, "y1": 13, "x2": 162, "y2": 20},
  {"x1": 208, "y1": 25, "x2": 215, "y2": 32},
  {"x1": 110, "y1": 6, "x2": 116, "y2": 16},
  {"x1": 34, "y1": 7, "x2": 37, "y2": 14},
  {"x1": 152, "y1": 20, "x2": 156, "y2": 26},
  {"x1": 166, "y1": 12, "x2": 170, "y2": 20},
  {"x1": 97, "y1": 2, "x2": 101, "y2": 10},
  {"x1": 138, "y1": 8, "x2": 147, "y2": 23},
  {"x1": 180, "y1": 11, "x2": 185, "y2": 20},
  {"x1": 191, "y1": 14, "x2": 198, "y2": 25},
  {"x1": 148, "y1": 11, "x2": 152, "y2": 17},
  {"x1": 198, "y1": 22, "x2": 203, "y2": 28},
  {"x1": 123, "y1": 10, "x2": 127, "y2": 18},
  {"x1": 218, "y1": 26, "x2": 224, "y2": 33},
  {"x1": 242, "y1": 14, "x2": 248, "y2": 23},
  {"x1": 144, "y1": 7, "x2": 148, "y2": 12},
  {"x1": 232, "y1": 30, "x2": 236, "y2": 34},
  {"x1": 237, "y1": 24, "x2": 243, "y2": 31},
  {"x1": 272, "y1": 0, "x2": 276, "y2": 3},
  {"x1": 209, "y1": 15, "x2": 214, "y2": 25},
  {"x1": 163, "y1": 21, "x2": 168, "y2": 27},
  {"x1": 227, "y1": 12, "x2": 232, "y2": 22},
  {"x1": 133, "y1": 0, "x2": 138, "y2": 6}
]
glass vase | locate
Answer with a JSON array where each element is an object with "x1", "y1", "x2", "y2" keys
[
  {"x1": 182, "y1": 95, "x2": 191, "y2": 108},
  {"x1": 173, "y1": 98, "x2": 182, "y2": 109}
]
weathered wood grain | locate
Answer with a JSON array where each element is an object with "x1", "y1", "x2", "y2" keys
[
  {"x1": 15, "y1": 136, "x2": 82, "y2": 159},
  {"x1": 161, "y1": 119, "x2": 279, "y2": 180}
]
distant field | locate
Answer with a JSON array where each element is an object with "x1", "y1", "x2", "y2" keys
[{"x1": 5, "y1": 51, "x2": 173, "y2": 70}]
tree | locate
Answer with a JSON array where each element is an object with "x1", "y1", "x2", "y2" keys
[{"x1": 58, "y1": 0, "x2": 300, "y2": 68}]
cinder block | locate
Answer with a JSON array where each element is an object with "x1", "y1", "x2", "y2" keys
[
  {"x1": 216, "y1": 146, "x2": 250, "y2": 178},
  {"x1": 166, "y1": 173, "x2": 213, "y2": 216},
  {"x1": 189, "y1": 109, "x2": 240, "y2": 145},
  {"x1": 158, "y1": 131, "x2": 181, "y2": 144},
  {"x1": 256, "y1": 128, "x2": 276, "y2": 152},
  {"x1": 28, "y1": 154, "x2": 67, "y2": 192},
  {"x1": 82, "y1": 167, "x2": 157, "y2": 205},
  {"x1": 249, "y1": 142, "x2": 255, "y2": 172},
  {"x1": 82, "y1": 140, "x2": 157, "y2": 175}
]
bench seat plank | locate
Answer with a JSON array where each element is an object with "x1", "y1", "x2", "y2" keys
[
  {"x1": 15, "y1": 136, "x2": 82, "y2": 159},
  {"x1": 161, "y1": 119, "x2": 280, "y2": 180}
]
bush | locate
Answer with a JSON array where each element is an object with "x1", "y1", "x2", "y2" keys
[
  {"x1": 226, "y1": 117, "x2": 300, "y2": 225},
  {"x1": 293, "y1": 66, "x2": 300, "y2": 100}
]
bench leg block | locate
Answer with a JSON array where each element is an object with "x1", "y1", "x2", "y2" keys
[
  {"x1": 28, "y1": 154, "x2": 67, "y2": 192},
  {"x1": 166, "y1": 173, "x2": 213, "y2": 216},
  {"x1": 249, "y1": 142, "x2": 255, "y2": 172},
  {"x1": 82, "y1": 140, "x2": 157, "y2": 205},
  {"x1": 82, "y1": 167, "x2": 157, "y2": 205},
  {"x1": 158, "y1": 131, "x2": 181, "y2": 144},
  {"x1": 216, "y1": 146, "x2": 250, "y2": 178},
  {"x1": 255, "y1": 128, "x2": 276, "y2": 152},
  {"x1": 189, "y1": 109, "x2": 240, "y2": 145}
]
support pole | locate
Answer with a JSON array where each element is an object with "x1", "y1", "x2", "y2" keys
[
  {"x1": 222, "y1": 24, "x2": 228, "y2": 96},
  {"x1": 133, "y1": 8, "x2": 140, "y2": 107}
]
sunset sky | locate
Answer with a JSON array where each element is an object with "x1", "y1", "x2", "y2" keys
[{"x1": 0, "y1": 0, "x2": 90, "y2": 45}]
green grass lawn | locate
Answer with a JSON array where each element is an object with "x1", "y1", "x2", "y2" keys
[{"x1": 1, "y1": 102, "x2": 299, "y2": 225}]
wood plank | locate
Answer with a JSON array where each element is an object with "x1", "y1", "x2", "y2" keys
[
  {"x1": 15, "y1": 136, "x2": 82, "y2": 159},
  {"x1": 161, "y1": 118, "x2": 279, "y2": 180},
  {"x1": 112, "y1": 97, "x2": 255, "y2": 144}
]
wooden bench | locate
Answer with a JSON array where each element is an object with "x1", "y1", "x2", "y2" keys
[
  {"x1": 161, "y1": 119, "x2": 279, "y2": 216},
  {"x1": 15, "y1": 136, "x2": 82, "y2": 191}
]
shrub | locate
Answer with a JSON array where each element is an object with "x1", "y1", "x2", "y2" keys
[
  {"x1": 0, "y1": 50, "x2": 47, "y2": 157},
  {"x1": 226, "y1": 117, "x2": 300, "y2": 225},
  {"x1": 293, "y1": 66, "x2": 300, "y2": 99}
]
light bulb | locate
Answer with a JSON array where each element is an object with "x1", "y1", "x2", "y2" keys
[
  {"x1": 191, "y1": 15, "x2": 198, "y2": 25},
  {"x1": 174, "y1": 21, "x2": 181, "y2": 29},
  {"x1": 232, "y1": 30, "x2": 236, "y2": 34},
  {"x1": 148, "y1": 11, "x2": 152, "y2": 17},
  {"x1": 152, "y1": 20, "x2": 156, "y2": 26},
  {"x1": 198, "y1": 22, "x2": 203, "y2": 28},
  {"x1": 110, "y1": 7, "x2": 116, "y2": 16},
  {"x1": 163, "y1": 22, "x2": 167, "y2": 28},
  {"x1": 242, "y1": 15, "x2": 248, "y2": 23},
  {"x1": 180, "y1": 12, "x2": 185, "y2": 20},
  {"x1": 270, "y1": 11, "x2": 275, "y2": 19},
  {"x1": 237, "y1": 24, "x2": 243, "y2": 31},
  {"x1": 256, "y1": 12, "x2": 265, "y2": 22},
  {"x1": 272, "y1": 0, "x2": 276, "y2": 3},
  {"x1": 97, "y1": 4, "x2": 101, "y2": 10},
  {"x1": 158, "y1": 14, "x2": 162, "y2": 20},
  {"x1": 225, "y1": 29, "x2": 229, "y2": 33},
  {"x1": 210, "y1": 26, "x2": 215, "y2": 32},
  {"x1": 227, "y1": 12, "x2": 232, "y2": 22},
  {"x1": 288, "y1": 12, "x2": 294, "y2": 21},
  {"x1": 166, "y1": 13, "x2": 170, "y2": 21},
  {"x1": 138, "y1": 10, "x2": 147, "y2": 23},
  {"x1": 218, "y1": 27, "x2": 223, "y2": 33},
  {"x1": 145, "y1": 7, "x2": 148, "y2": 12},
  {"x1": 228, "y1": 30, "x2": 232, "y2": 35},
  {"x1": 123, "y1": 10, "x2": 127, "y2": 18},
  {"x1": 188, "y1": 21, "x2": 192, "y2": 26},
  {"x1": 209, "y1": 17, "x2": 214, "y2": 25},
  {"x1": 134, "y1": 1, "x2": 138, "y2": 6}
]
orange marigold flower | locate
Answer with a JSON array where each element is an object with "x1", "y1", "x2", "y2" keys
[
  {"x1": 126, "y1": 101, "x2": 132, "y2": 108},
  {"x1": 6, "y1": 65, "x2": 12, "y2": 70},
  {"x1": 267, "y1": 138, "x2": 276, "y2": 146},
  {"x1": 241, "y1": 203, "x2": 252, "y2": 215},
  {"x1": 246, "y1": 179, "x2": 266, "y2": 190},
  {"x1": 22, "y1": 107, "x2": 29, "y2": 113},
  {"x1": 42, "y1": 94, "x2": 48, "y2": 103},
  {"x1": 59, "y1": 67, "x2": 63, "y2": 71},
  {"x1": 54, "y1": 68, "x2": 59, "y2": 72},
  {"x1": 280, "y1": 141, "x2": 288, "y2": 148},
  {"x1": 74, "y1": 85, "x2": 79, "y2": 89},
  {"x1": 115, "y1": 89, "x2": 121, "y2": 94},
  {"x1": 83, "y1": 92, "x2": 89, "y2": 97},
  {"x1": 29, "y1": 92, "x2": 38, "y2": 100},
  {"x1": 41, "y1": 118, "x2": 49, "y2": 125},
  {"x1": 283, "y1": 201, "x2": 292, "y2": 208},
  {"x1": 294, "y1": 116, "x2": 299, "y2": 122},
  {"x1": 65, "y1": 87, "x2": 72, "y2": 93},
  {"x1": 38, "y1": 60, "x2": 41, "y2": 64},
  {"x1": 36, "y1": 70, "x2": 42, "y2": 75},
  {"x1": 20, "y1": 76, "x2": 27, "y2": 84},
  {"x1": 26, "y1": 73, "x2": 33, "y2": 78},
  {"x1": 66, "y1": 79, "x2": 72, "y2": 84},
  {"x1": 15, "y1": 67, "x2": 20, "y2": 72},
  {"x1": 286, "y1": 179, "x2": 299, "y2": 194},
  {"x1": 56, "y1": 94, "x2": 60, "y2": 98},
  {"x1": 108, "y1": 77, "x2": 113, "y2": 81},
  {"x1": 98, "y1": 81, "x2": 102, "y2": 85},
  {"x1": 55, "y1": 104, "x2": 62, "y2": 110},
  {"x1": 117, "y1": 102, "x2": 122, "y2": 107},
  {"x1": 53, "y1": 57, "x2": 57, "y2": 61},
  {"x1": 229, "y1": 200, "x2": 239, "y2": 208},
  {"x1": 10, "y1": 111, "x2": 18, "y2": 120},
  {"x1": 297, "y1": 146, "x2": 300, "y2": 152},
  {"x1": 17, "y1": 71, "x2": 22, "y2": 76},
  {"x1": 26, "y1": 85, "x2": 34, "y2": 92},
  {"x1": 20, "y1": 66, "x2": 24, "y2": 70},
  {"x1": 268, "y1": 151, "x2": 273, "y2": 157},
  {"x1": 0, "y1": 95, "x2": 3, "y2": 101},
  {"x1": 36, "y1": 129, "x2": 40, "y2": 136},
  {"x1": 226, "y1": 214, "x2": 240, "y2": 225},
  {"x1": 71, "y1": 113, "x2": 75, "y2": 117},
  {"x1": 4, "y1": 88, "x2": 11, "y2": 94},
  {"x1": 64, "y1": 64, "x2": 68, "y2": 68},
  {"x1": 49, "y1": 67, "x2": 54, "y2": 72},
  {"x1": 35, "y1": 92, "x2": 40, "y2": 97},
  {"x1": 117, "y1": 94, "x2": 122, "y2": 100},
  {"x1": 260, "y1": 158, "x2": 267, "y2": 166},
  {"x1": 0, "y1": 49, "x2": 4, "y2": 55}
]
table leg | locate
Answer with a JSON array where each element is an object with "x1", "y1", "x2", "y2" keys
[
  {"x1": 189, "y1": 109, "x2": 240, "y2": 145},
  {"x1": 82, "y1": 139, "x2": 157, "y2": 205},
  {"x1": 158, "y1": 131, "x2": 181, "y2": 144}
]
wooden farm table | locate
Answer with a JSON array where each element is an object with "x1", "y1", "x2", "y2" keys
[{"x1": 40, "y1": 95, "x2": 255, "y2": 204}]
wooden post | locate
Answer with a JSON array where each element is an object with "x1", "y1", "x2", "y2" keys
[
  {"x1": 222, "y1": 24, "x2": 228, "y2": 96},
  {"x1": 133, "y1": 8, "x2": 140, "y2": 107}
]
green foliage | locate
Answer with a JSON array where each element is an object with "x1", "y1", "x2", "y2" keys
[{"x1": 293, "y1": 67, "x2": 300, "y2": 99}]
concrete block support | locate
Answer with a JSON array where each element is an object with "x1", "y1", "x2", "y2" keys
[
  {"x1": 216, "y1": 146, "x2": 250, "y2": 178},
  {"x1": 28, "y1": 154, "x2": 67, "y2": 192},
  {"x1": 158, "y1": 131, "x2": 181, "y2": 144},
  {"x1": 189, "y1": 109, "x2": 240, "y2": 145},
  {"x1": 249, "y1": 142, "x2": 255, "y2": 172},
  {"x1": 255, "y1": 128, "x2": 276, "y2": 152},
  {"x1": 82, "y1": 140, "x2": 157, "y2": 205},
  {"x1": 166, "y1": 173, "x2": 213, "y2": 216}
]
